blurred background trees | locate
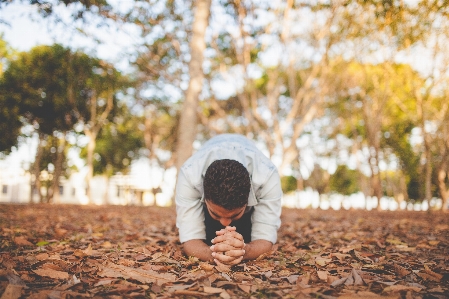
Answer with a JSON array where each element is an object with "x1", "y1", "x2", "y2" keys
[{"x1": 1, "y1": 0, "x2": 449, "y2": 211}]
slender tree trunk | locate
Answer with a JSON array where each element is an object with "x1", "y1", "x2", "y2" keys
[
  {"x1": 103, "y1": 175, "x2": 110, "y2": 205},
  {"x1": 31, "y1": 133, "x2": 45, "y2": 204},
  {"x1": 437, "y1": 167, "x2": 448, "y2": 212},
  {"x1": 85, "y1": 130, "x2": 97, "y2": 204},
  {"x1": 50, "y1": 136, "x2": 66, "y2": 204},
  {"x1": 175, "y1": 0, "x2": 211, "y2": 170}
]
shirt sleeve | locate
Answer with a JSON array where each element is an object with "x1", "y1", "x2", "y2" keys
[
  {"x1": 175, "y1": 169, "x2": 206, "y2": 243},
  {"x1": 251, "y1": 170, "x2": 282, "y2": 244}
]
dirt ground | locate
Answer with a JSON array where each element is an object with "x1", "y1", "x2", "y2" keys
[{"x1": 0, "y1": 204, "x2": 448, "y2": 298}]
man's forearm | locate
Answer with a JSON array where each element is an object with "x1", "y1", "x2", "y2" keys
[
  {"x1": 243, "y1": 239, "x2": 273, "y2": 260},
  {"x1": 182, "y1": 239, "x2": 214, "y2": 262}
]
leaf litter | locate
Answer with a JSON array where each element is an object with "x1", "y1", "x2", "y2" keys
[{"x1": 0, "y1": 204, "x2": 448, "y2": 298}]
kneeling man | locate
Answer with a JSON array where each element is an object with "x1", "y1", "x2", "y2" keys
[{"x1": 175, "y1": 134, "x2": 282, "y2": 265}]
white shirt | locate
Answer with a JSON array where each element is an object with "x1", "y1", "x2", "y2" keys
[{"x1": 175, "y1": 134, "x2": 282, "y2": 244}]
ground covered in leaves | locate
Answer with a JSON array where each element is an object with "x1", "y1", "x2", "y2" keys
[{"x1": 0, "y1": 204, "x2": 448, "y2": 299}]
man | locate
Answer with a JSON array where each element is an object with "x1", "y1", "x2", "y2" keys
[{"x1": 175, "y1": 134, "x2": 282, "y2": 265}]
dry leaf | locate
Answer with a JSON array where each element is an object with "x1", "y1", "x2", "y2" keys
[
  {"x1": 317, "y1": 271, "x2": 328, "y2": 281},
  {"x1": 394, "y1": 264, "x2": 411, "y2": 277},
  {"x1": 0, "y1": 284, "x2": 23, "y2": 299},
  {"x1": 98, "y1": 262, "x2": 176, "y2": 285},
  {"x1": 101, "y1": 241, "x2": 112, "y2": 248},
  {"x1": 238, "y1": 284, "x2": 251, "y2": 293},
  {"x1": 203, "y1": 286, "x2": 225, "y2": 294},
  {"x1": 424, "y1": 269, "x2": 443, "y2": 280},
  {"x1": 214, "y1": 262, "x2": 231, "y2": 273},
  {"x1": 199, "y1": 262, "x2": 215, "y2": 271},
  {"x1": 315, "y1": 257, "x2": 332, "y2": 266},
  {"x1": 14, "y1": 236, "x2": 33, "y2": 246},
  {"x1": 33, "y1": 268, "x2": 70, "y2": 280},
  {"x1": 383, "y1": 285, "x2": 422, "y2": 293},
  {"x1": 416, "y1": 272, "x2": 441, "y2": 282}
]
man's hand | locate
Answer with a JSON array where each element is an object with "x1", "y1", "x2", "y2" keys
[{"x1": 210, "y1": 226, "x2": 245, "y2": 265}]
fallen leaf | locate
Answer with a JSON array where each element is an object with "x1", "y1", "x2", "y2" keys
[
  {"x1": 238, "y1": 284, "x2": 251, "y2": 293},
  {"x1": 394, "y1": 264, "x2": 411, "y2": 277},
  {"x1": 424, "y1": 269, "x2": 443, "y2": 281},
  {"x1": 215, "y1": 262, "x2": 231, "y2": 273},
  {"x1": 101, "y1": 241, "x2": 112, "y2": 248},
  {"x1": 199, "y1": 262, "x2": 215, "y2": 271},
  {"x1": 317, "y1": 270, "x2": 328, "y2": 281},
  {"x1": 383, "y1": 285, "x2": 422, "y2": 293},
  {"x1": 416, "y1": 272, "x2": 441, "y2": 282},
  {"x1": 14, "y1": 236, "x2": 33, "y2": 246},
  {"x1": 33, "y1": 268, "x2": 70, "y2": 280},
  {"x1": 203, "y1": 286, "x2": 225, "y2": 294},
  {"x1": 315, "y1": 257, "x2": 332, "y2": 266},
  {"x1": 287, "y1": 274, "x2": 299, "y2": 284},
  {"x1": 0, "y1": 284, "x2": 23, "y2": 299},
  {"x1": 98, "y1": 262, "x2": 176, "y2": 285}
]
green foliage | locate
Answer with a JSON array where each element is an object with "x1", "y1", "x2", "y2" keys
[
  {"x1": 281, "y1": 175, "x2": 297, "y2": 194},
  {"x1": 0, "y1": 44, "x2": 125, "y2": 150},
  {"x1": 81, "y1": 105, "x2": 144, "y2": 176},
  {"x1": 305, "y1": 165, "x2": 330, "y2": 194},
  {"x1": 329, "y1": 165, "x2": 360, "y2": 196}
]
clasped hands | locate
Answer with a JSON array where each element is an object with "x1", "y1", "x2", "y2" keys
[{"x1": 210, "y1": 226, "x2": 246, "y2": 266}]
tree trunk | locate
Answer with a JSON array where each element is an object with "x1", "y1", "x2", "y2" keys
[
  {"x1": 50, "y1": 136, "x2": 66, "y2": 204},
  {"x1": 103, "y1": 175, "x2": 110, "y2": 205},
  {"x1": 175, "y1": 0, "x2": 211, "y2": 170},
  {"x1": 31, "y1": 133, "x2": 45, "y2": 204},
  {"x1": 85, "y1": 130, "x2": 97, "y2": 204},
  {"x1": 437, "y1": 150, "x2": 448, "y2": 211}
]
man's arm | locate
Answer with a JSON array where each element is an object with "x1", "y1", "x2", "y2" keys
[
  {"x1": 182, "y1": 239, "x2": 214, "y2": 262},
  {"x1": 242, "y1": 239, "x2": 273, "y2": 260}
]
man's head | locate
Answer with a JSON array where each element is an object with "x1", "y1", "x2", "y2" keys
[{"x1": 204, "y1": 159, "x2": 250, "y2": 226}]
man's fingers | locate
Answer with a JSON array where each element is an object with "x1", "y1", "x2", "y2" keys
[
  {"x1": 212, "y1": 232, "x2": 244, "y2": 246},
  {"x1": 213, "y1": 252, "x2": 244, "y2": 265},
  {"x1": 215, "y1": 226, "x2": 236, "y2": 236},
  {"x1": 211, "y1": 237, "x2": 243, "y2": 249}
]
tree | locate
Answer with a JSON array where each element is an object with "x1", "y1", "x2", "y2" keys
[
  {"x1": 81, "y1": 104, "x2": 144, "y2": 204},
  {"x1": 329, "y1": 165, "x2": 360, "y2": 196},
  {"x1": 175, "y1": 0, "x2": 212, "y2": 170},
  {"x1": 0, "y1": 44, "x2": 83, "y2": 202},
  {"x1": 0, "y1": 44, "x2": 125, "y2": 203}
]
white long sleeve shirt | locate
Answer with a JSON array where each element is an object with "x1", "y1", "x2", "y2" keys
[{"x1": 175, "y1": 134, "x2": 282, "y2": 244}]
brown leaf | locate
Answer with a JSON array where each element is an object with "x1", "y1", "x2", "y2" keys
[
  {"x1": 203, "y1": 286, "x2": 224, "y2": 294},
  {"x1": 331, "y1": 276, "x2": 348, "y2": 287},
  {"x1": 416, "y1": 272, "x2": 441, "y2": 282},
  {"x1": 0, "y1": 284, "x2": 23, "y2": 299},
  {"x1": 33, "y1": 268, "x2": 70, "y2": 280},
  {"x1": 383, "y1": 285, "x2": 422, "y2": 293},
  {"x1": 98, "y1": 262, "x2": 176, "y2": 285},
  {"x1": 287, "y1": 274, "x2": 299, "y2": 284},
  {"x1": 35, "y1": 253, "x2": 49, "y2": 261},
  {"x1": 317, "y1": 271, "x2": 328, "y2": 281},
  {"x1": 424, "y1": 268, "x2": 443, "y2": 281},
  {"x1": 219, "y1": 291, "x2": 231, "y2": 299},
  {"x1": 214, "y1": 262, "x2": 231, "y2": 273},
  {"x1": 14, "y1": 236, "x2": 33, "y2": 246},
  {"x1": 199, "y1": 262, "x2": 215, "y2": 271},
  {"x1": 393, "y1": 264, "x2": 411, "y2": 277},
  {"x1": 238, "y1": 284, "x2": 251, "y2": 293},
  {"x1": 352, "y1": 269, "x2": 364, "y2": 286}
]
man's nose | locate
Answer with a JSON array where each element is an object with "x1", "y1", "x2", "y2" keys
[{"x1": 220, "y1": 218, "x2": 232, "y2": 226}]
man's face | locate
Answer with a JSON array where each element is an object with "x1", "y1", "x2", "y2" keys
[{"x1": 205, "y1": 200, "x2": 246, "y2": 227}]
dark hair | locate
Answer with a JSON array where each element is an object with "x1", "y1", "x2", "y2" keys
[{"x1": 203, "y1": 159, "x2": 250, "y2": 210}]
